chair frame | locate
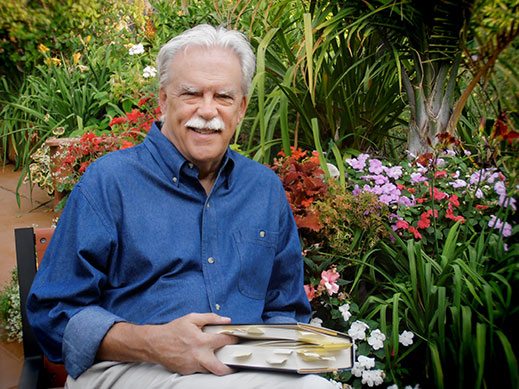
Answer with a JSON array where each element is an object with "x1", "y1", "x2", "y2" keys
[{"x1": 15, "y1": 227, "x2": 67, "y2": 389}]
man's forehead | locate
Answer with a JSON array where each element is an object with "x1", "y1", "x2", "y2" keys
[
  {"x1": 177, "y1": 83, "x2": 238, "y2": 95},
  {"x1": 172, "y1": 44, "x2": 238, "y2": 65}
]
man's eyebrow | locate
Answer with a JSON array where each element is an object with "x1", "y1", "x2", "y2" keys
[
  {"x1": 217, "y1": 88, "x2": 238, "y2": 97},
  {"x1": 177, "y1": 85, "x2": 200, "y2": 94}
]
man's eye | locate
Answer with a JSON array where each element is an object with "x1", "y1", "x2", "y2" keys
[{"x1": 217, "y1": 94, "x2": 233, "y2": 100}]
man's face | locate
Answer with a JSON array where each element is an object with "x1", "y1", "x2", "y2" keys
[{"x1": 159, "y1": 46, "x2": 248, "y2": 172}]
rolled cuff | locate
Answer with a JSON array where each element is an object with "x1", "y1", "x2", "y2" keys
[{"x1": 63, "y1": 306, "x2": 126, "y2": 378}]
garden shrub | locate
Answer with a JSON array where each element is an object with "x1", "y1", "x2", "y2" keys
[
  {"x1": 0, "y1": 0, "x2": 108, "y2": 81},
  {"x1": 0, "y1": 269, "x2": 22, "y2": 343}
]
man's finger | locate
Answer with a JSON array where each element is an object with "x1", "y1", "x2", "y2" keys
[
  {"x1": 199, "y1": 352, "x2": 235, "y2": 376},
  {"x1": 187, "y1": 312, "x2": 232, "y2": 327},
  {"x1": 210, "y1": 333, "x2": 239, "y2": 350}
]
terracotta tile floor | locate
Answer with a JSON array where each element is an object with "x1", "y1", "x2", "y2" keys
[{"x1": 0, "y1": 164, "x2": 55, "y2": 389}]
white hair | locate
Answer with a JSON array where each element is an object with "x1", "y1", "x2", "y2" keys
[{"x1": 156, "y1": 24, "x2": 256, "y2": 96}]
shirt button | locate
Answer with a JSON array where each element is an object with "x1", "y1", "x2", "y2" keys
[
  {"x1": 259, "y1": 230, "x2": 265, "y2": 238},
  {"x1": 215, "y1": 304, "x2": 221, "y2": 311},
  {"x1": 206, "y1": 202, "x2": 210, "y2": 208},
  {"x1": 172, "y1": 177, "x2": 177, "y2": 183},
  {"x1": 188, "y1": 163, "x2": 194, "y2": 169},
  {"x1": 208, "y1": 257, "x2": 215, "y2": 264}
]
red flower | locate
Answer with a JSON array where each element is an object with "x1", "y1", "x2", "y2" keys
[
  {"x1": 449, "y1": 194, "x2": 460, "y2": 207},
  {"x1": 78, "y1": 161, "x2": 90, "y2": 173},
  {"x1": 414, "y1": 153, "x2": 434, "y2": 167},
  {"x1": 126, "y1": 109, "x2": 144, "y2": 123},
  {"x1": 109, "y1": 117, "x2": 127, "y2": 127},
  {"x1": 309, "y1": 151, "x2": 320, "y2": 164},
  {"x1": 119, "y1": 141, "x2": 135, "y2": 150},
  {"x1": 435, "y1": 170, "x2": 447, "y2": 178},
  {"x1": 436, "y1": 132, "x2": 460, "y2": 146},
  {"x1": 290, "y1": 147, "x2": 308, "y2": 161},
  {"x1": 476, "y1": 205, "x2": 489, "y2": 210},
  {"x1": 431, "y1": 187, "x2": 448, "y2": 201},
  {"x1": 445, "y1": 207, "x2": 465, "y2": 223},
  {"x1": 409, "y1": 226, "x2": 422, "y2": 239},
  {"x1": 426, "y1": 209, "x2": 438, "y2": 218},
  {"x1": 301, "y1": 198, "x2": 314, "y2": 208},
  {"x1": 417, "y1": 213, "x2": 431, "y2": 229},
  {"x1": 138, "y1": 97, "x2": 151, "y2": 107}
]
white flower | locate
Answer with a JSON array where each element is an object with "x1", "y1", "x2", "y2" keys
[
  {"x1": 339, "y1": 304, "x2": 351, "y2": 322},
  {"x1": 143, "y1": 65, "x2": 157, "y2": 78},
  {"x1": 362, "y1": 369, "x2": 385, "y2": 387},
  {"x1": 387, "y1": 385, "x2": 398, "y2": 389},
  {"x1": 358, "y1": 355, "x2": 375, "y2": 369},
  {"x1": 348, "y1": 320, "x2": 369, "y2": 341},
  {"x1": 399, "y1": 330, "x2": 414, "y2": 346},
  {"x1": 310, "y1": 317, "x2": 323, "y2": 327},
  {"x1": 351, "y1": 361, "x2": 364, "y2": 377},
  {"x1": 329, "y1": 379, "x2": 343, "y2": 388},
  {"x1": 368, "y1": 329, "x2": 386, "y2": 350},
  {"x1": 327, "y1": 163, "x2": 340, "y2": 179},
  {"x1": 129, "y1": 43, "x2": 145, "y2": 55}
]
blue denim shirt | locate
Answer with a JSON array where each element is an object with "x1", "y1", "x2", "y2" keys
[{"x1": 27, "y1": 122, "x2": 311, "y2": 378}]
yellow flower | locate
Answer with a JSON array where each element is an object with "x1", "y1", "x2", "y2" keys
[
  {"x1": 87, "y1": 35, "x2": 91, "y2": 44},
  {"x1": 38, "y1": 43, "x2": 49, "y2": 54},
  {"x1": 177, "y1": 10, "x2": 183, "y2": 16},
  {"x1": 51, "y1": 57, "x2": 61, "y2": 66},
  {"x1": 73, "y1": 52, "x2": 81, "y2": 65}
]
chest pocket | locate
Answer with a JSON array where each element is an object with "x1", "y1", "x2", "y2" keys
[{"x1": 233, "y1": 228, "x2": 279, "y2": 300}]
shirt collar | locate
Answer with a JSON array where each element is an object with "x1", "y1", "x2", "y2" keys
[{"x1": 144, "y1": 121, "x2": 235, "y2": 189}]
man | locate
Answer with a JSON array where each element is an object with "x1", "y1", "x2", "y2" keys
[{"x1": 27, "y1": 25, "x2": 335, "y2": 388}]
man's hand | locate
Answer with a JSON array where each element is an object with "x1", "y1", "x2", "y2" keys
[{"x1": 97, "y1": 313, "x2": 237, "y2": 376}]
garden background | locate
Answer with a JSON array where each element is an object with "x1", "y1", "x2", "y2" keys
[{"x1": 0, "y1": 0, "x2": 518, "y2": 388}]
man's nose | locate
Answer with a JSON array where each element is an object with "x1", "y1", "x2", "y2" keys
[{"x1": 197, "y1": 94, "x2": 218, "y2": 119}]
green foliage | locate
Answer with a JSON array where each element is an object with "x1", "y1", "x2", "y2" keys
[
  {"x1": 374, "y1": 228, "x2": 519, "y2": 388},
  {"x1": 0, "y1": 0, "x2": 108, "y2": 82},
  {"x1": 315, "y1": 182, "x2": 391, "y2": 261},
  {"x1": 0, "y1": 45, "x2": 119, "y2": 171},
  {"x1": 0, "y1": 269, "x2": 22, "y2": 343},
  {"x1": 236, "y1": 3, "x2": 406, "y2": 163}
]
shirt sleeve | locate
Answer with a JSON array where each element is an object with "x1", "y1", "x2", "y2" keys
[
  {"x1": 26, "y1": 182, "x2": 126, "y2": 379},
  {"x1": 262, "y1": 184, "x2": 311, "y2": 324}
]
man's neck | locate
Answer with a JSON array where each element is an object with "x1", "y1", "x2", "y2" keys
[{"x1": 197, "y1": 163, "x2": 221, "y2": 196}]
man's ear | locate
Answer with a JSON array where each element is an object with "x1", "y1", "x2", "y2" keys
[
  {"x1": 238, "y1": 96, "x2": 249, "y2": 122},
  {"x1": 159, "y1": 87, "x2": 167, "y2": 114}
]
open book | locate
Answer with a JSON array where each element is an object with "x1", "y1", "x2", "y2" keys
[{"x1": 203, "y1": 323, "x2": 354, "y2": 374}]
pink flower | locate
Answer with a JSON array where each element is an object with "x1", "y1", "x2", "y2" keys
[
  {"x1": 409, "y1": 226, "x2": 422, "y2": 239},
  {"x1": 417, "y1": 213, "x2": 431, "y2": 229},
  {"x1": 368, "y1": 159, "x2": 384, "y2": 174},
  {"x1": 449, "y1": 194, "x2": 460, "y2": 207},
  {"x1": 396, "y1": 220, "x2": 409, "y2": 230},
  {"x1": 320, "y1": 269, "x2": 340, "y2": 295},
  {"x1": 304, "y1": 284, "x2": 315, "y2": 302},
  {"x1": 431, "y1": 187, "x2": 448, "y2": 200}
]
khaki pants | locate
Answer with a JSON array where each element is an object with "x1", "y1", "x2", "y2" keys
[{"x1": 66, "y1": 361, "x2": 337, "y2": 389}]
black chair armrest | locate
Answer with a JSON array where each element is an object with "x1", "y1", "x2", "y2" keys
[{"x1": 18, "y1": 355, "x2": 44, "y2": 389}]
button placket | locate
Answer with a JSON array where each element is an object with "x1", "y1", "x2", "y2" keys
[{"x1": 201, "y1": 195, "x2": 222, "y2": 315}]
